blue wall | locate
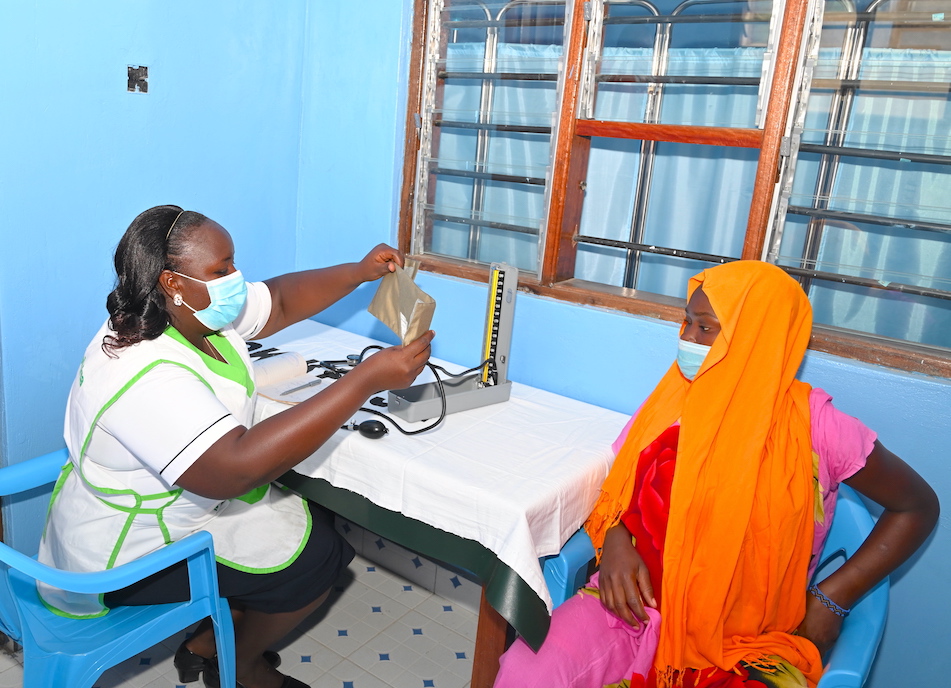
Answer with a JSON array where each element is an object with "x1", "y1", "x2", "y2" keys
[
  {"x1": 0, "y1": 0, "x2": 309, "y2": 548},
  {"x1": 0, "y1": 2, "x2": 946, "y2": 687}
]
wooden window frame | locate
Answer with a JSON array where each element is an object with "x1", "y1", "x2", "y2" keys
[{"x1": 398, "y1": 0, "x2": 951, "y2": 378}]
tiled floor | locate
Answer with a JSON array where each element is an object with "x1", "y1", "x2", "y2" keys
[{"x1": 0, "y1": 520, "x2": 482, "y2": 688}]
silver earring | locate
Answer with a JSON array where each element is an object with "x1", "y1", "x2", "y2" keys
[{"x1": 173, "y1": 294, "x2": 183, "y2": 306}]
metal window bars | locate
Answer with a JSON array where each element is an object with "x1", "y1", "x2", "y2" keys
[
  {"x1": 765, "y1": 0, "x2": 951, "y2": 302},
  {"x1": 412, "y1": 0, "x2": 951, "y2": 312},
  {"x1": 576, "y1": 0, "x2": 778, "y2": 289},
  {"x1": 414, "y1": 0, "x2": 779, "y2": 277},
  {"x1": 412, "y1": 0, "x2": 570, "y2": 273}
]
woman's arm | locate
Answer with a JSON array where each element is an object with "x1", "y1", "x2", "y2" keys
[
  {"x1": 176, "y1": 329, "x2": 434, "y2": 500},
  {"x1": 254, "y1": 244, "x2": 403, "y2": 339},
  {"x1": 797, "y1": 440, "x2": 939, "y2": 655}
]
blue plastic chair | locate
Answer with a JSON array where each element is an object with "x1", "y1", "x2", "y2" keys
[
  {"x1": 541, "y1": 527, "x2": 595, "y2": 610},
  {"x1": 811, "y1": 484, "x2": 889, "y2": 688},
  {"x1": 0, "y1": 449, "x2": 236, "y2": 688},
  {"x1": 541, "y1": 483, "x2": 888, "y2": 687}
]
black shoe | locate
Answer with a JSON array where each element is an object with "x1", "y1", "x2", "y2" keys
[
  {"x1": 202, "y1": 657, "x2": 308, "y2": 688},
  {"x1": 174, "y1": 642, "x2": 212, "y2": 683},
  {"x1": 175, "y1": 641, "x2": 281, "y2": 683}
]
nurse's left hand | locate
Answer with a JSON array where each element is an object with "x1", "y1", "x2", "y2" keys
[{"x1": 360, "y1": 244, "x2": 405, "y2": 281}]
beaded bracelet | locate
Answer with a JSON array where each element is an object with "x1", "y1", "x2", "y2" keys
[{"x1": 809, "y1": 584, "x2": 850, "y2": 617}]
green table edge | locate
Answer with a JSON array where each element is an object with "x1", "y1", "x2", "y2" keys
[{"x1": 279, "y1": 470, "x2": 550, "y2": 650}]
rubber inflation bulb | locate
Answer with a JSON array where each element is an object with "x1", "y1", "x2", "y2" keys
[{"x1": 358, "y1": 419, "x2": 388, "y2": 439}]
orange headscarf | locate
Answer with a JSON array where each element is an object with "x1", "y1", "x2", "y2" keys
[{"x1": 585, "y1": 261, "x2": 823, "y2": 687}]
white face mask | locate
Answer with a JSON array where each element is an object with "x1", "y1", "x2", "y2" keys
[
  {"x1": 173, "y1": 269, "x2": 248, "y2": 331},
  {"x1": 677, "y1": 339, "x2": 712, "y2": 380}
]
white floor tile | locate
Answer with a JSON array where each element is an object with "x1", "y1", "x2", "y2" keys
[
  {"x1": 140, "y1": 673, "x2": 187, "y2": 688},
  {"x1": 325, "y1": 657, "x2": 392, "y2": 687},
  {"x1": 433, "y1": 565, "x2": 482, "y2": 614},
  {"x1": 278, "y1": 629, "x2": 347, "y2": 676},
  {"x1": 386, "y1": 610, "x2": 444, "y2": 656},
  {"x1": 0, "y1": 664, "x2": 22, "y2": 688},
  {"x1": 302, "y1": 608, "x2": 380, "y2": 658},
  {"x1": 406, "y1": 653, "x2": 454, "y2": 688},
  {"x1": 335, "y1": 517, "x2": 366, "y2": 557},
  {"x1": 412, "y1": 596, "x2": 479, "y2": 642},
  {"x1": 0, "y1": 652, "x2": 19, "y2": 672},
  {"x1": 277, "y1": 656, "x2": 336, "y2": 686},
  {"x1": 363, "y1": 536, "x2": 439, "y2": 592},
  {"x1": 417, "y1": 626, "x2": 473, "y2": 680},
  {"x1": 370, "y1": 575, "x2": 433, "y2": 611}
]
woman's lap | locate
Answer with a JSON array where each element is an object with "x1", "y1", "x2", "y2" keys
[
  {"x1": 494, "y1": 584, "x2": 806, "y2": 688},
  {"x1": 495, "y1": 578, "x2": 660, "y2": 688}
]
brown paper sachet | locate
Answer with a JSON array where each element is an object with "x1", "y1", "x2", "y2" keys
[{"x1": 367, "y1": 258, "x2": 436, "y2": 345}]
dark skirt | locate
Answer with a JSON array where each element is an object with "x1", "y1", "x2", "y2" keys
[{"x1": 104, "y1": 500, "x2": 355, "y2": 614}]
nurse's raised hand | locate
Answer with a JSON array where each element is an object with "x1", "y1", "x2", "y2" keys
[{"x1": 359, "y1": 243, "x2": 405, "y2": 281}]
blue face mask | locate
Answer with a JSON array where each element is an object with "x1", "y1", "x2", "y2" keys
[
  {"x1": 174, "y1": 269, "x2": 248, "y2": 331},
  {"x1": 677, "y1": 339, "x2": 711, "y2": 381}
]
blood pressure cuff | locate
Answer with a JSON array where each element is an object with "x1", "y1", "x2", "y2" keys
[{"x1": 368, "y1": 258, "x2": 436, "y2": 345}]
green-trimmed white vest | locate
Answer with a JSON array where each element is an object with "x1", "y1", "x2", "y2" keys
[{"x1": 37, "y1": 320, "x2": 310, "y2": 618}]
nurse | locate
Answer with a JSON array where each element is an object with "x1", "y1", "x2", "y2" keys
[{"x1": 38, "y1": 205, "x2": 434, "y2": 688}]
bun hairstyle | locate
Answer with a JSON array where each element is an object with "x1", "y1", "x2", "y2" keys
[{"x1": 102, "y1": 205, "x2": 207, "y2": 355}]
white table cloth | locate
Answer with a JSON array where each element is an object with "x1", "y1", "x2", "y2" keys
[{"x1": 254, "y1": 320, "x2": 627, "y2": 610}]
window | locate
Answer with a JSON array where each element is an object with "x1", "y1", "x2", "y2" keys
[
  {"x1": 407, "y1": 1, "x2": 569, "y2": 271},
  {"x1": 769, "y1": 0, "x2": 951, "y2": 353},
  {"x1": 400, "y1": 0, "x2": 951, "y2": 376}
]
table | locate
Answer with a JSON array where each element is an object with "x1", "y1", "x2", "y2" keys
[{"x1": 253, "y1": 320, "x2": 627, "y2": 686}]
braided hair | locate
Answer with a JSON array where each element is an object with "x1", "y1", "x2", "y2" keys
[{"x1": 102, "y1": 205, "x2": 208, "y2": 355}]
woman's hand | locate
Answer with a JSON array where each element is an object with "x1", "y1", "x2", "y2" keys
[
  {"x1": 598, "y1": 523, "x2": 656, "y2": 627},
  {"x1": 795, "y1": 589, "x2": 844, "y2": 659},
  {"x1": 356, "y1": 330, "x2": 434, "y2": 393},
  {"x1": 358, "y1": 244, "x2": 405, "y2": 282},
  {"x1": 793, "y1": 440, "x2": 937, "y2": 659}
]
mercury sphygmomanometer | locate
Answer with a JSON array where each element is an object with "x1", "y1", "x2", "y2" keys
[{"x1": 339, "y1": 262, "x2": 518, "y2": 438}]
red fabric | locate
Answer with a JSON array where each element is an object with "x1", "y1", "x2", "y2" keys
[
  {"x1": 619, "y1": 426, "x2": 779, "y2": 688},
  {"x1": 619, "y1": 425, "x2": 680, "y2": 607},
  {"x1": 679, "y1": 666, "x2": 768, "y2": 688},
  {"x1": 631, "y1": 666, "x2": 770, "y2": 688}
]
